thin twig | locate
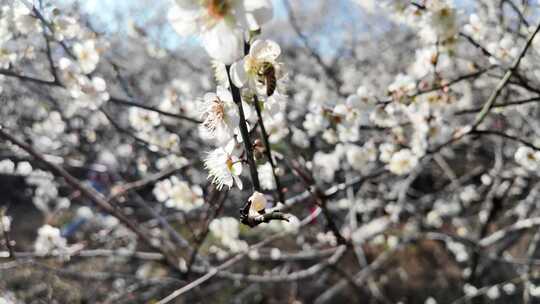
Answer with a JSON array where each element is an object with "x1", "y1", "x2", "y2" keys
[{"x1": 253, "y1": 95, "x2": 285, "y2": 203}]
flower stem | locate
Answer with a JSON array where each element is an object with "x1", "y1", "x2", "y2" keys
[
  {"x1": 226, "y1": 65, "x2": 261, "y2": 192},
  {"x1": 253, "y1": 95, "x2": 285, "y2": 203}
]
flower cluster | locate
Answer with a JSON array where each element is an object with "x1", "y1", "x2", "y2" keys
[
  {"x1": 209, "y1": 216, "x2": 248, "y2": 258},
  {"x1": 34, "y1": 224, "x2": 69, "y2": 259},
  {"x1": 153, "y1": 176, "x2": 204, "y2": 211}
]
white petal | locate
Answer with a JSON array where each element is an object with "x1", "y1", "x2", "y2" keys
[
  {"x1": 248, "y1": 192, "x2": 267, "y2": 213},
  {"x1": 174, "y1": 0, "x2": 200, "y2": 9},
  {"x1": 234, "y1": 175, "x2": 243, "y2": 190},
  {"x1": 217, "y1": 86, "x2": 234, "y2": 102},
  {"x1": 224, "y1": 139, "x2": 236, "y2": 154},
  {"x1": 202, "y1": 23, "x2": 244, "y2": 64},
  {"x1": 243, "y1": 0, "x2": 273, "y2": 30},
  {"x1": 167, "y1": 4, "x2": 200, "y2": 36},
  {"x1": 230, "y1": 59, "x2": 248, "y2": 88},
  {"x1": 203, "y1": 92, "x2": 218, "y2": 103},
  {"x1": 250, "y1": 39, "x2": 280, "y2": 61},
  {"x1": 232, "y1": 159, "x2": 243, "y2": 175},
  {"x1": 241, "y1": 101, "x2": 252, "y2": 120}
]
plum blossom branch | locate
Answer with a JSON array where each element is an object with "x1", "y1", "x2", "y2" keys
[
  {"x1": 225, "y1": 67, "x2": 261, "y2": 191},
  {"x1": 0, "y1": 125, "x2": 184, "y2": 272},
  {"x1": 253, "y1": 95, "x2": 285, "y2": 203}
]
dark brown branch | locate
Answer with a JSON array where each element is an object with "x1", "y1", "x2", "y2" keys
[
  {"x1": 109, "y1": 97, "x2": 201, "y2": 124},
  {"x1": 455, "y1": 96, "x2": 540, "y2": 115},
  {"x1": 470, "y1": 129, "x2": 540, "y2": 151}
]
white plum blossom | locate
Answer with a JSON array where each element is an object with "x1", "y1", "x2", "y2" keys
[
  {"x1": 487, "y1": 34, "x2": 520, "y2": 65},
  {"x1": 422, "y1": 0, "x2": 458, "y2": 43},
  {"x1": 379, "y1": 143, "x2": 397, "y2": 163},
  {"x1": 153, "y1": 176, "x2": 204, "y2": 211},
  {"x1": 73, "y1": 39, "x2": 100, "y2": 74},
  {"x1": 139, "y1": 127, "x2": 181, "y2": 152},
  {"x1": 204, "y1": 140, "x2": 243, "y2": 190},
  {"x1": 258, "y1": 162, "x2": 276, "y2": 190},
  {"x1": 531, "y1": 284, "x2": 540, "y2": 297},
  {"x1": 0, "y1": 159, "x2": 15, "y2": 174},
  {"x1": 346, "y1": 141, "x2": 377, "y2": 171},
  {"x1": 230, "y1": 39, "x2": 284, "y2": 96},
  {"x1": 59, "y1": 58, "x2": 109, "y2": 109},
  {"x1": 209, "y1": 217, "x2": 248, "y2": 255},
  {"x1": 313, "y1": 149, "x2": 342, "y2": 182},
  {"x1": 291, "y1": 127, "x2": 310, "y2": 148},
  {"x1": 344, "y1": 86, "x2": 376, "y2": 125},
  {"x1": 26, "y1": 170, "x2": 65, "y2": 214},
  {"x1": 16, "y1": 161, "x2": 32, "y2": 175},
  {"x1": 264, "y1": 112, "x2": 289, "y2": 143},
  {"x1": 388, "y1": 148, "x2": 418, "y2": 175},
  {"x1": 52, "y1": 15, "x2": 81, "y2": 41},
  {"x1": 12, "y1": 3, "x2": 40, "y2": 34},
  {"x1": 503, "y1": 283, "x2": 516, "y2": 295},
  {"x1": 168, "y1": 0, "x2": 273, "y2": 64},
  {"x1": 129, "y1": 108, "x2": 161, "y2": 131},
  {"x1": 199, "y1": 86, "x2": 239, "y2": 141},
  {"x1": 34, "y1": 224, "x2": 69, "y2": 258},
  {"x1": 1, "y1": 215, "x2": 10, "y2": 232},
  {"x1": 425, "y1": 297, "x2": 437, "y2": 304},
  {"x1": 388, "y1": 73, "x2": 416, "y2": 102},
  {"x1": 486, "y1": 286, "x2": 500, "y2": 300},
  {"x1": 463, "y1": 14, "x2": 487, "y2": 41},
  {"x1": 248, "y1": 191, "x2": 267, "y2": 216},
  {"x1": 515, "y1": 146, "x2": 540, "y2": 171}
]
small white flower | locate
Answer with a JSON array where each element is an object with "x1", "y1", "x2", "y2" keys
[
  {"x1": 313, "y1": 149, "x2": 342, "y2": 182},
  {"x1": 515, "y1": 146, "x2": 540, "y2": 171},
  {"x1": 66, "y1": 74, "x2": 109, "y2": 110},
  {"x1": 53, "y1": 15, "x2": 81, "y2": 41},
  {"x1": 129, "y1": 108, "x2": 161, "y2": 131},
  {"x1": 463, "y1": 283, "x2": 478, "y2": 296},
  {"x1": 16, "y1": 161, "x2": 32, "y2": 175},
  {"x1": 248, "y1": 191, "x2": 268, "y2": 216},
  {"x1": 463, "y1": 14, "x2": 487, "y2": 41},
  {"x1": 531, "y1": 284, "x2": 540, "y2": 298},
  {"x1": 73, "y1": 40, "x2": 100, "y2": 74},
  {"x1": 0, "y1": 159, "x2": 15, "y2": 174},
  {"x1": 13, "y1": 3, "x2": 41, "y2": 34},
  {"x1": 1, "y1": 215, "x2": 11, "y2": 232},
  {"x1": 199, "y1": 86, "x2": 239, "y2": 142},
  {"x1": 258, "y1": 162, "x2": 276, "y2": 190},
  {"x1": 270, "y1": 248, "x2": 281, "y2": 260},
  {"x1": 76, "y1": 206, "x2": 94, "y2": 220},
  {"x1": 230, "y1": 39, "x2": 284, "y2": 96},
  {"x1": 486, "y1": 286, "x2": 500, "y2": 300},
  {"x1": 291, "y1": 127, "x2": 310, "y2": 148},
  {"x1": 379, "y1": 143, "x2": 397, "y2": 163},
  {"x1": 388, "y1": 73, "x2": 415, "y2": 102},
  {"x1": 503, "y1": 283, "x2": 516, "y2": 295},
  {"x1": 388, "y1": 149, "x2": 418, "y2": 175},
  {"x1": 34, "y1": 225, "x2": 68, "y2": 257},
  {"x1": 153, "y1": 177, "x2": 204, "y2": 211},
  {"x1": 346, "y1": 142, "x2": 377, "y2": 171},
  {"x1": 204, "y1": 140, "x2": 243, "y2": 190},
  {"x1": 424, "y1": 297, "x2": 437, "y2": 304},
  {"x1": 168, "y1": 0, "x2": 273, "y2": 64},
  {"x1": 209, "y1": 217, "x2": 248, "y2": 253}
]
